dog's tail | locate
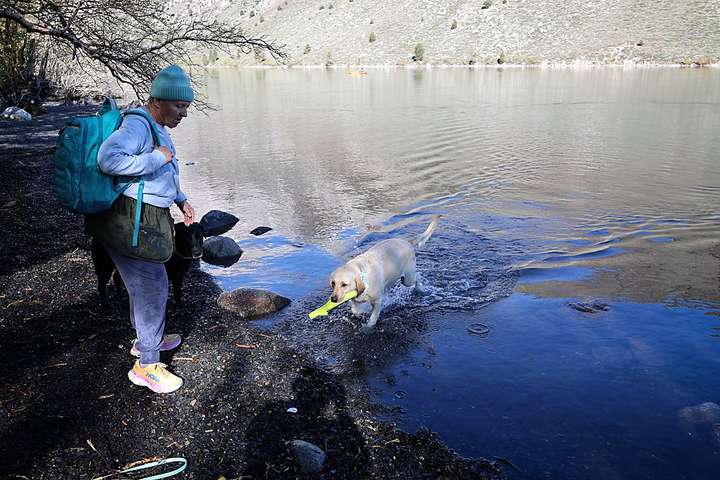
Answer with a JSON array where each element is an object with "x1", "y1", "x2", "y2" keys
[{"x1": 411, "y1": 215, "x2": 441, "y2": 249}]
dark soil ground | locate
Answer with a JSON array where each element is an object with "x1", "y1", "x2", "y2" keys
[{"x1": 0, "y1": 106, "x2": 505, "y2": 479}]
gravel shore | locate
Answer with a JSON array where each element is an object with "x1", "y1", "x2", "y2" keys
[{"x1": 0, "y1": 105, "x2": 503, "y2": 479}]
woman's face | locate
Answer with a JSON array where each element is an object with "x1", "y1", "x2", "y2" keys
[{"x1": 153, "y1": 100, "x2": 190, "y2": 128}]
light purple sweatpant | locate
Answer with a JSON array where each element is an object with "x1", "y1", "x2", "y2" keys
[{"x1": 106, "y1": 246, "x2": 167, "y2": 366}]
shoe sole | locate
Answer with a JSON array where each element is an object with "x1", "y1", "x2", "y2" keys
[{"x1": 128, "y1": 370, "x2": 182, "y2": 394}]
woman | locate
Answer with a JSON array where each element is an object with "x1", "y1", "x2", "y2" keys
[{"x1": 96, "y1": 64, "x2": 195, "y2": 393}]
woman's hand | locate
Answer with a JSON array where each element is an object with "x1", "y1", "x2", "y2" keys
[
  {"x1": 157, "y1": 146, "x2": 173, "y2": 163},
  {"x1": 181, "y1": 201, "x2": 195, "y2": 225}
]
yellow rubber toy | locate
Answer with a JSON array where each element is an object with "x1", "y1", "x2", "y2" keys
[{"x1": 309, "y1": 291, "x2": 358, "y2": 319}]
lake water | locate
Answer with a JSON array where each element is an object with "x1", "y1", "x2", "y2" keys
[{"x1": 174, "y1": 67, "x2": 720, "y2": 479}]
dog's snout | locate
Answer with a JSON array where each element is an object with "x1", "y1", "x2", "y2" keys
[{"x1": 330, "y1": 295, "x2": 338, "y2": 302}]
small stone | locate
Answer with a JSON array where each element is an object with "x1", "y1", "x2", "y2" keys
[
  {"x1": 287, "y1": 407, "x2": 298, "y2": 413},
  {"x1": 217, "y1": 288, "x2": 291, "y2": 319},
  {"x1": 289, "y1": 440, "x2": 326, "y2": 474},
  {"x1": 249, "y1": 226, "x2": 272, "y2": 236}
]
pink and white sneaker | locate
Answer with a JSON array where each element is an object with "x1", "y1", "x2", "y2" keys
[{"x1": 128, "y1": 361, "x2": 183, "y2": 394}]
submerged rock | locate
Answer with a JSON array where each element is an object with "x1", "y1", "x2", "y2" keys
[
  {"x1": 289, "y1": 440, "x2": 326, "y2": 474},
  {"x1": 202, "y1": 236, "x2": 243, "y2": 266},
  {"x1": 568, "y1": 301, "x2": 610, "y2": 313},
  {"x1": 678, "y1": 402, "x2": 720, "y2": 424},
  {"x1": 217, "y1": 288, "x2": 290, "y2": 319}
]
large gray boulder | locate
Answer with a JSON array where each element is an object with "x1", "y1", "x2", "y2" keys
[
  {"x1": 217, "y1": 288, "x2": 290, "y2": 319},
  {"x1": 288, "y1": 440, "x2": 326, "y2": 474},
  {"x1": 202, "y1": 236, "x2": 242, "y2": 266}
]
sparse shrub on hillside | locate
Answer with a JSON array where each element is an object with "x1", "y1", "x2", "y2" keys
[
  {"x1": 260, "y1": 15, "x2": 264, "y2": 23},
  {"x1": 329, "y1": 4, "x2": 334, "y2": 9},
  {"x1": 249, "y1": 10, "x2": 255, "y2": 17},
  {"x1": 482, "y1": 1, "x2": 492, "y2": 9},
  {"x1": 412, "y1": 43, "x2": 425, "y2": 62},
  {"x1": 497, "y1": 52, "x2": 506, "y2": 64},
  {"x1": 319, "y1": 5, "x2": 325, "y2": 10},
  {"x1": 369, "y1": 32, "x2": 376, "y2": 43},
  {"x1": 277, "y1": 5, "x2": 282, "y2": 11},
  {"x1": 325, "y1": 51, "x2": 334, "y2": 66},
  {"x1": 304, "y1": 44, "x2": 311, "y2": 55},
  {"x1": 370, "y1": 19, "x2": 374, "y2": 24},
  {"x1": 451, "y1": 19, "x2": 458, "y2": 30}
]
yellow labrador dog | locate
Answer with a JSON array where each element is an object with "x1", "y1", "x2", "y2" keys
[{"x1": 330, "y1": 216, "x2": 440, "y2": 332}]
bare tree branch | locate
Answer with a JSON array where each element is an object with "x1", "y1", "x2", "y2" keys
[{"x1": 0, "y1": 0, "x2": 286, "y2": 108}]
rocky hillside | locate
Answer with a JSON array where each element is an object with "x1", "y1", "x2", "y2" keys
[{"x1": 176, "y1": 0, "x2": 719, "y2": 65}]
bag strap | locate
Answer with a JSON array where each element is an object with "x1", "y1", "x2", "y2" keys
[
  {"x1": 121, "y1": 109, "x2": 162, "y2": 250},
  {"x1": 131, "y1": 179, "x2": 145, "y2": 248}
]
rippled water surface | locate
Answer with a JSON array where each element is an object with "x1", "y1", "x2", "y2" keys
[{"x1": 174, "y1": 68, "x2": 720, "y2": 479}]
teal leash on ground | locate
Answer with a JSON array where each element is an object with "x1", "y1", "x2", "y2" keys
[{"x1": 93, "y1": 457, "x2": 187, "y2": 480}]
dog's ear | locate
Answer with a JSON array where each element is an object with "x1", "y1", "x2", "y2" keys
[{"x1": 354, "y1": 268, "x2": 366, "y2": 296}]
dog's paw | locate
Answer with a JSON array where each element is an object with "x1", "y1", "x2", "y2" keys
[{"x1": 360, "y1": 323, "x2": 376, "y2": 335}]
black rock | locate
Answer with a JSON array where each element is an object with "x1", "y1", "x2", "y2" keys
[
  {"x1": 202, "y1": 236, "x2": 243, "y2": 266},
  {"x1": 199, "y1": 210, "x2": 239, "y2": 237},
  {"x1": 250, "y1": 226, "x2": 273, "y2": 236}
]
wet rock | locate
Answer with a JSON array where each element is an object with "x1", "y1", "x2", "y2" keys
[
  {"x1": 199, "y1": 210, "x2": 239, "y2": 236},
  {"x1": 568, "y1": 301, "x2": 610, "y2": 313},
  {"x1": 202, "y1": 236, "x2": 243, "y2": 266},
  {"x1": 217, "y1": 288, "x2": 290, "y2": 319},
  {"x1": 249, "y1": 226, "x2": 272, "y2": 236},
  {"x1": 289, "y1": 440, "x2": 326, "y2": 474},
  {"x1": 678, "y1": 402, "x2": 720, "y2": 424}
]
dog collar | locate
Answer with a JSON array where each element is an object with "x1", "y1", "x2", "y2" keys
[{"x1": 174, "y1": 250, "x2": 202, "y2": 260}]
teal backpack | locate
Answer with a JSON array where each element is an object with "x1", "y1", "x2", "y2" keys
[{"x1": 53, "y1": 98, "x2": 160, "y2": 246}]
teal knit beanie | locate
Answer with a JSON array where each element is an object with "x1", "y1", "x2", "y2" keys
[{"x1": 150, "y1": 64, "x2": 194, "y2": 102}]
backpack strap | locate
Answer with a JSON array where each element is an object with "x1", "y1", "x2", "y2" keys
[
  {"x1": 123, "y1": 109, "x2": 161, "y2": 147},
  {"x1": 121, "y1": 109, "x2": 163, "y2": 249}
]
